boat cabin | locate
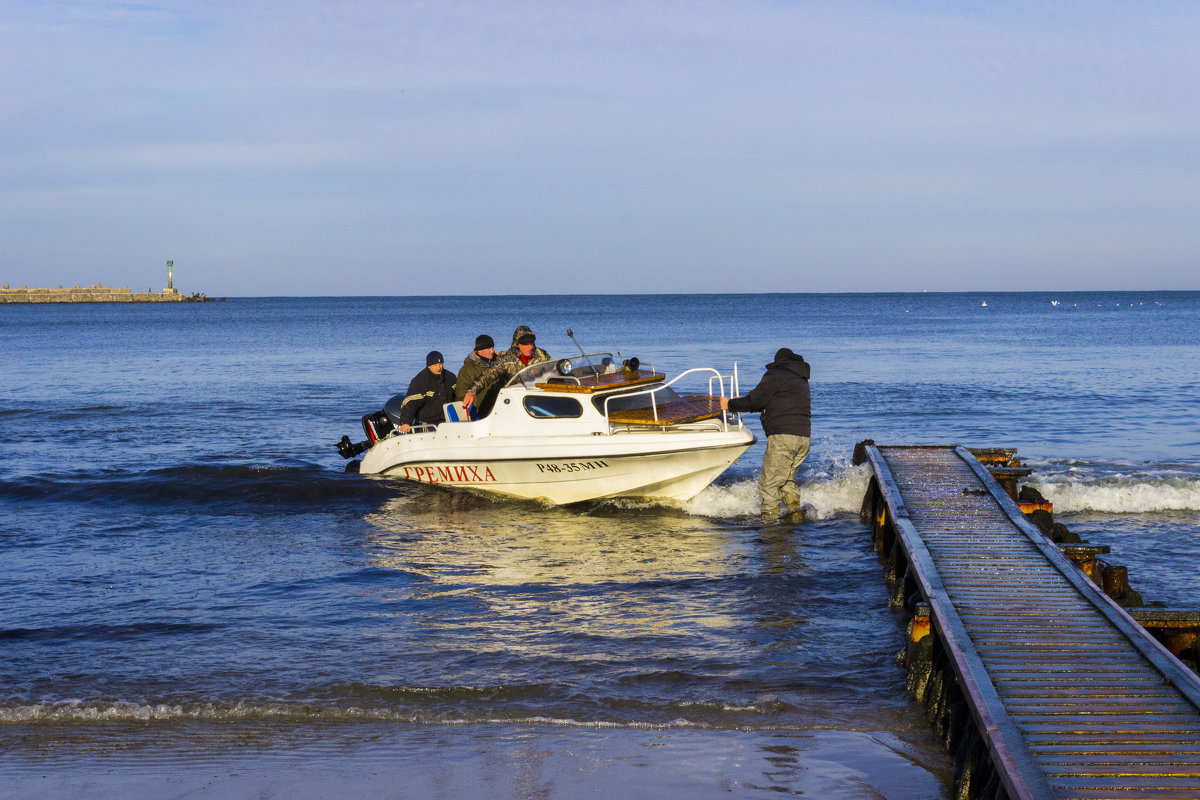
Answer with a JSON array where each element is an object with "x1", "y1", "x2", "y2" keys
[{"x1": 457, "y1": 353, "x2": 728, "y2": 429}]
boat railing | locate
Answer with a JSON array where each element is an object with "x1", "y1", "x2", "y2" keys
[
  {"x1": 394, "y1": 421, "x2": 437, "y2": 435},
  {"x1": 602, "y1": 365, "x2": 742, "y2": 432}
]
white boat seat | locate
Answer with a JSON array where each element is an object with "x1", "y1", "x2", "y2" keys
[{"x1": 443, "y1": 400, "x2": 470, "y2": 423}]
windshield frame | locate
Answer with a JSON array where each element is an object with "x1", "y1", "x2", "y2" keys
[{"x1": 505, "y1": 352, "x2": 617, "y2": 389}]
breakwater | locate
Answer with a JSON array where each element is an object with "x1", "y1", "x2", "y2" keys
[{"x1": 0, "y1": 284, "x2": 217, "y2": 303}]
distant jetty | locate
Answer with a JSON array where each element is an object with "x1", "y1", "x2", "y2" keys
[{"x1": 0, "y1": 284, "x2": 221, "y2": 304}]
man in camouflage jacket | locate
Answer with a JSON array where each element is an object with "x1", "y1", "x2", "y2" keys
[{"x1": 461, "y1": 326, "x2": 551, "y2": 411}]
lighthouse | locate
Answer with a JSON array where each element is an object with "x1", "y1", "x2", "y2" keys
[{"x1": 167, "y1": 260, "x2": 174, "y2": 291}]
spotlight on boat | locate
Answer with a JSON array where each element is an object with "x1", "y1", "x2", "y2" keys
[
  {"x1": 556, "y1": 358, "x2": 573, "y2": 375},
  {"x1": 622, "y1": 357, "x2": 640, "y2": 372},
  {"x1": 336, "y1": 435, "x2": 370, "y2": 459}
]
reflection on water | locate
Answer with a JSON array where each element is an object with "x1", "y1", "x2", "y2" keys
[
  {"x1": 363, "y1": 485, "x2": 761, "y2": 639},
  {"x1": 354, "y1": 481, "x2": 920, "y2": 732}
]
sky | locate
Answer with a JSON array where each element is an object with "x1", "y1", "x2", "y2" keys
[{"x1": 3, "y1": 1, "x2": 1199, "y2": 296}]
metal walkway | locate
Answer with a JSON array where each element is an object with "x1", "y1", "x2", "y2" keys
[{"x1": 862, "y1": 445, "x2": 1200, "y2": 800}]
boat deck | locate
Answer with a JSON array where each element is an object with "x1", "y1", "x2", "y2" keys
[{"x1": 607, "y1": 394, "x2": 724, "y2": 426}]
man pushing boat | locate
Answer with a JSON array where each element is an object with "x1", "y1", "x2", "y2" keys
[{"x1": 720, "y1": 348, "x2": 811, "y2": 520}]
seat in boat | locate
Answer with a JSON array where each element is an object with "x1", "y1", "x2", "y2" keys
[{"x1": 442, "y1": 400, "x2": 471, "y2": 422}]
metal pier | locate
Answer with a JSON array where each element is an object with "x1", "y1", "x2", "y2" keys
[{"x1": 861, "y1": 444, "x2": 1200, "y2": 800}]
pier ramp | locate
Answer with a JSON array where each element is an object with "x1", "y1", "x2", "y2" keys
[{"x1": 861, "y1": 444, "x2": 1200, "y2": 799}]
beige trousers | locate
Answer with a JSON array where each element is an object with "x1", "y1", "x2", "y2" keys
[{"x1": 759, "y1": 434, "x2": 811, "y2": 517}]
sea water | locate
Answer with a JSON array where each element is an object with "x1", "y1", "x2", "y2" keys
[{"x1": 2, "y1": 292, "x2": 1198, "y2": 798}]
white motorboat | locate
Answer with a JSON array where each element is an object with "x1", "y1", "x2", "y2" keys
[{"x1": 337, "y1": 352, "x2": 755, "y2": 504}]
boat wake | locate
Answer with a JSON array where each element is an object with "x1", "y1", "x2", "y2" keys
[{"x1": 676, "y1": 459, "x2": 874, "y2": 520}]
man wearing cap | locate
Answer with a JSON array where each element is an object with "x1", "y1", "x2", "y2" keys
[
  {"x1": 397, "y1": 351, "x2": 457, "y2": 433},
  {"x1": 461, "y1": 326, "x2": 551, "y2": 411},
  {"x1": 454, "y1": 334, "x2": 500, "y2": 417},
  {"x1": 719, "y1": 348, "x2": 812, "y2": 520}
]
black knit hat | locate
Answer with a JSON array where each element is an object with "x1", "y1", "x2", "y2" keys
[
  {"x1": 426, "y1": 350, "x2": 444, "y2": 366},
  {"x1": 474, "y1": 334, "x2": 494, "y2": 351}
]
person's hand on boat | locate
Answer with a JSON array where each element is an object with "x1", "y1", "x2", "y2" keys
[
  {"x1": 462, "y1": 391, "x2": 475, "y2": 408},
  {"x1": 719, "y1": 396, "x2": 730, "y2": 411},
  {"x1": 399, "y1": 423, "x2": 411, "y2": 433}
]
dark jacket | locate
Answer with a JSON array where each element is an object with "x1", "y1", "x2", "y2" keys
[
  {"x1": 455, "y1": 351, "x2": 499, "y2": 416},
  {"x1": 454, "y1": 352, "x2": 495, "y2": 401},
  {"x1": 398, "y1": 366, "x2": 457, "y2": 427},
  {"x1": 727, "y1": 350, "x2": 811, "y2": 437}
]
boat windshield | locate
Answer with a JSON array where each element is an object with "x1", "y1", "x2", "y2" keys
[{"x1": 506, "y1": 353, "x2": 618, "y2": 389}]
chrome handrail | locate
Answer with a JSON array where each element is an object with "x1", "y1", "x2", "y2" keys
[
  {"x1": 601, "y1": 366, "x2": 740, "y2": 432},
  {"x1": 392, "y1": 421, "x2": 437, "y2": 436}
]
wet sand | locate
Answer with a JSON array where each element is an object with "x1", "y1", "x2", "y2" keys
[{"x1": 2, "y1": 722, "x2": 953, "y2": 798}]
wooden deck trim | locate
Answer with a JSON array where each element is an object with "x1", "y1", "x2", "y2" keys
[{"x1": 535, "y1": 370, "x2": 665, "y2": 394}]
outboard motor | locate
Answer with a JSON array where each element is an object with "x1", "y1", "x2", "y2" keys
[
  {"x1": 382, "y1": 393, "x2": 406, "y2": 428},
  {"x1": 361, "y1": 410, "x2": 393, "y2": 443},
  {"x1": 335, "y1": 392, "x2": 409, "y2": 460},
  {"x1": 336, "y1": 435, "x2": 369, "y2": 459},
  {"x1": 362, "y1": 392, "x2": 408, "y2": 443}
]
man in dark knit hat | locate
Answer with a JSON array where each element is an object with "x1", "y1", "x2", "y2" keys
[
  {"x1": 454, "y1": 334, "x2": 499, "y2": 417},
  {"x1": 461, "y1": 326, "x2": 551, "y2": 412},
  {"x1": 398, "y1": 350, "x2": 457, "y2": 433},
  {"x1": 720, "y1": 348, "x2": 811, "y2": 519}
]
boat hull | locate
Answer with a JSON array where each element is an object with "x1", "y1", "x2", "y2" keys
[{"x1": 359, "y1": 429, "x2": 755, "y2": 505}]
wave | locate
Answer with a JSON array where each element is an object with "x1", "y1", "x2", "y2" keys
[
  {"x1": 0, "y1": 621, "x2": 222, "y2": 643},
  {"x1": 675, "y1": 457, "x2": 1200, "y2": 519},
  {"x1": 1027, "y1": 469, "x2": 1200, "y2": 514},
  {"x1": 0, "y1": 697, "x2": 800, "y2": 729},
  {"x1": 0, "y1": 464, "x2": 397, "y2": 509},
  {"x1": 23, "y1": 454, "x2": 1190, "y2": 520}
]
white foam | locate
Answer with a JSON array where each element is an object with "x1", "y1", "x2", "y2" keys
[
  {"x1": 680, "y1": 479, "x2": 761, "y2": 517},
  {"x1": 0, "y1": 703, "x2": 769, "y2": 731},
  {"x1": 681, "y1": 459, "x2": 873, "y2": 520},
  {"x1": 1028, "y1": 471, "x2": 1200, "y2": 514}
]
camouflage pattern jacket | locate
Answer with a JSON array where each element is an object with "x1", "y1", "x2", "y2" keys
[{"x1": 466, "y1": 345, "x2": 551, "y2": 397}]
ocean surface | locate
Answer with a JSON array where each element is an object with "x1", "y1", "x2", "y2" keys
[{"x1": 2, "y1": 292, "x2": 1198, "y2": 798}]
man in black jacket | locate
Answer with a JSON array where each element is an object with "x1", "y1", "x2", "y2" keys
[
  {"x1": 720, "y1": 348, "x2": 811, "y2": 519},
  {"x1": 398, "y1": 351, "x2": 457, "y2": 433}
]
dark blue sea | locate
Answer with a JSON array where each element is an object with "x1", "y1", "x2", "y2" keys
[{"x1": 2, "y1": 293, "x2": 1198, "y2": 798}]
